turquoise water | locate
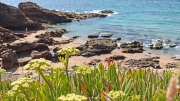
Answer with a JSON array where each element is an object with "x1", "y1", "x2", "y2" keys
[{"x1": 1, "y1": 0, "x2": 180, "y2": 55}]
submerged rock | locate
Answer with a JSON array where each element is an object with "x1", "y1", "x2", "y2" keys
[
  {"x1": 100, "y1": 33, "x2": 113, "y2": 37},
  {"x1": 88, "y1": 34, "x2": 99, "y2": 38}
]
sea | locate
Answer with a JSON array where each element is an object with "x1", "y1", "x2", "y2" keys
[{"x1": 1, "y1": 0, "x2": 180, "y2": 57}]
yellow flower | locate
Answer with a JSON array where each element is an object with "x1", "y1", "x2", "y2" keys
[
  {"x1": 7, "y1": 77, "x2": 34, "y2": 97},
  {"x1": 58, "y1": 93, "x2": 87, "y2": 101},
  {"x1": 72, "y1": 65, "x2": 92, "y2": 75},
  {"x1": 107, "y1": 90, "x2": 126, "y2": 100},
  {"x1": 51, "y1": 65, "x2": 65, "y2": 71},
  {"x1": 24, "y1": 58, "x2": 52, "y2": 72},
  {"x1": 57, "y1": 46, "x2": 80, "y2": 55}
]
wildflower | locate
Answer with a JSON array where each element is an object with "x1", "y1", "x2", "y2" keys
[
  {"x1": 0, "y1": 68, "x2": 6, "y2": 74},
  {"x1": 131, "y1": 95, "x2": 140, "y2": 101},
  {"x1": 51, "y1": 65, "x2": 65, "y2": 71},
  {"x1": 57, "y1": 93, "x2": 87, "y2": 101},
  {"x1": 107, "y1": 90, "x2": 126, "y2": 100},
  {"x1": 7, "y1": 77, "x2": 34, "y2": 97},
  {"x1": 171, "y1": 69, "x2": 179, "y2": 75},
  {"x1": 57, "y1": 46, "x2": 80, "y2": 55},
  {"x1": 72, "y1": 65, "x2": 92, "y2": 75},
  {"x1": 24, "y1": 58, "x2": 52, "y2": 72}
]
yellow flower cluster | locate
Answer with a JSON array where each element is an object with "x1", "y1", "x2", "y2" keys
[
  {"x1": 58, "y1": 93, "x2": 87, "y2": 101},
  {"x1": 131, "y1": 95, "x2": 140, "y2": 101},
  {"x1": 72, "y1": 65, "x2": 92, "y2": 75},
  {"x1": 51, "y1": 65, "x2": 65, "y2": 71},
  {"x1": 24, "y1": 58, "x2": 52, "y2": 72},
  {"x1": 107, "y1": 90, "x2": 126, "y2": 100},
  {"x1": 7, "y1": 77, "x2": 34, "y2": 97},
  {"x1": 0, "y1": 68, "x2": 6, "y2": 74},
  {"x1": 57, "y1": 46, "x2": 80, "y2": 55}
]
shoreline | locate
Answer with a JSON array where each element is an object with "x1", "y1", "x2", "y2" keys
[{"x1": 5, "y1": 29, "x2": 179, "y2": 74}]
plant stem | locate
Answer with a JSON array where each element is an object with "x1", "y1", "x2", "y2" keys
[
  {"x1": 65, "y1": 54, "x2": 69, "y2": 78},
  {"x1": 38, "y1": 70, "x2": 54, "y2": 101}
]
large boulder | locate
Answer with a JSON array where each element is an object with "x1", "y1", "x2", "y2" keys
[
  {"x1": 77, "y1": 39, "x2": 117, "y2": 57},
  {"x1": 0, "y1": 2, "x2": 44, "y2": 30},
  {"x1": 0, "y1": 26, "x2": 18, "y2": 42},
  {"x1": 7, "y1": 42, "x2": 49, "y2": 53},
  {"x1": 120, "y1": 41, "x2": 143, "y2": 53},
  {"x1": 30, "y1": 50, "x2": 52, "y2": 60},
  {"x1": 0, "y1": 49, "x2": 17, "y2": 69},
  {"x1": 18, "y1": 2, "x2": 72, "y2": 24}
]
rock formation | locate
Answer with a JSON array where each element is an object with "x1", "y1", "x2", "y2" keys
[
  {"x1": 7, "y1": 42, "x2": 49, "y2": 53},
  {"x1": 30, "y1": 50, "x2": 52, "y2": 60},
  {"x1": 0, "y1": 47, "x2": 17, "y2": 69},
  {"x1": 0, "y1": 2, "x2": 44, "y2": 30},
  {"x1": 76, "y1": 39, "x2": 117, "y2": 57},
  {"x1": 18, "y1": 2, "x2": 111, "y2": 24},
  {"x1": 120, "y1": 41, "x2": 143, "y2": 53},
  {"x1": 0, "y1": 26, "x2": 18, "y2": 42},
  {"x1": 124, "y1": 58, "x2": 160, "y2": 69},
  {"x1": 35, "y1": 29, "x2": 67, "y2": 38}
]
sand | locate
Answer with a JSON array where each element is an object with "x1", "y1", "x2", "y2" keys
[{"x1": 8, "y1": 29, "x2": 180, "y2": 73}]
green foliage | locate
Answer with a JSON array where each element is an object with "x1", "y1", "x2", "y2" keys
[{"x1": 0, "y1": 47, "x2": 179, "y2": 101}]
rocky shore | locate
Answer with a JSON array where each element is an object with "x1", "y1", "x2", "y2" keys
[{"x1": 0, "y1": 2, "x2": 180, "y2": 80}]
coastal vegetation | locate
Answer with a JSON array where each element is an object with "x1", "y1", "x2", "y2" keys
[{"x1": 0, "y1": 47, "x2": 179, "y2": 101}]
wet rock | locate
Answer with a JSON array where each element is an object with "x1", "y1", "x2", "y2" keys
[
  {"x1": 169, "y1": 43, "x2": 177, "y2": 48},
  {"x1": 100, "y1": 33, "x2": 113, "y2": 37},
  {"x1": 150, "y1": 39, "x2": 163, "y2": 49},
  {"x1": 88, "y1": 34, "x2": 99, "y2": 38},
  {"x1": 124, "y1": 58, "x2": 160, "y2": 69},
  {"x1": 105, "y1": 55, "x2": 126, "y2": 61},
  {"x1": 0, "y1": 2, "x2": 44, "y2": 30},
  {"x1": 100, "y1": 10, "x2": 114, "y2": 14},
  {"x1": 70, "y1": 36, "x2": 80, "y2": 40},
  {"x1": 88, "y1": 59, "x2": 102, "y2": 65},
  {"x1": 113, "y1": 37, "x2": 121, "y2": 42},
  {"x1": 77, "y1": 39, "x2": 117, "y2": 57},
  {"x1": 120, "y1": 41, "x2": 143, "y2": 53}
]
